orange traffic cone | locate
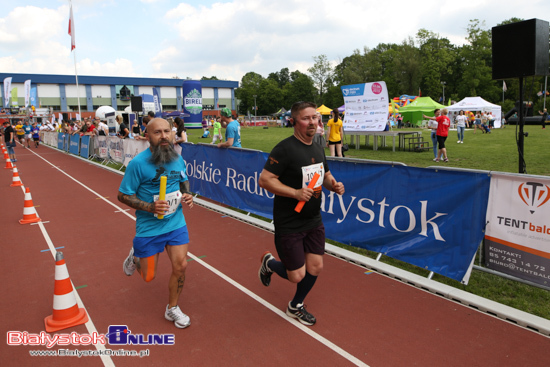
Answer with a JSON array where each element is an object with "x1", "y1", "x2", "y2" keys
[
  {"x1": 44, "y1": 252, "x2": 89, "y2": 333},
  {"x1": 10, "y1": 167, "x2": 23, "y2": 187},
  {"x1": 19, "y1": 187, "x2": 41, "y2": 224},
  {"x1": 4, "y1": 157, "x2": 13, "y2": 169}
]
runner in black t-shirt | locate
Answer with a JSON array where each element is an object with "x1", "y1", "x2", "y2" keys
[{"x1": 258, "y1": 101, "x2": 345, "y2": 326}]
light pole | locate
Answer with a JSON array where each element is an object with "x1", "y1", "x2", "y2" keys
[
  {"x1": 253, "y1": 95, "x2": 257, "y2": 120},
  {"x1": 441, "y1": 81, "x2": 446, "y2": 104}
]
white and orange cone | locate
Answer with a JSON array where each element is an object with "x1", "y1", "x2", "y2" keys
[
  {"x1": 10, "y1": 167, "x2": 23, "y2": 187},
  {"x1": 19, "y1": 187, "x2": 41, "y2": 224},
  {"x1": 4, "y1": 157, "x2": 13, "y2": 169},
  {"x1": 44, "y1": 252, "x2": 89, "y2": 333}
]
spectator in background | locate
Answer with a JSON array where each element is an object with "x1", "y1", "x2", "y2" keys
[
  {"x1": 211, "y1": 116, "x2": 222, "y2": 144},
  {"x1": 435, "y1": 108, "x2": 451, "y2": 162},
  {"x1": 83, "y1": 119, "x2": 96, "y2": 136},
  {"x1": 455, "y1": 110, "x2": 467, "y2": 144},
  {"x1": 217, "y1": 108, "x2": 241, "y2": 148},
  {"x1": 116, "y1": 115, "x2": 129, "y2": 139},
  {"x1": 539, "y1": 108, "x2": 548, "y2": 129},
  {"x1": 201, "y1": 117, "x2": 208, "y2": 134},
  {"x1": 175, "y1": 117, "x2": 187, "y2": 144},
  {"x1": 474, "y1": 112, "x2": 481, "y2": 134},
  {"x1": 313, "y1": 112, "x2": 325, "y2": 147},
  {"x1": 3, "y1": 121, "x2": 17, "y2": 162},
  {"x1": 423, "y1": 109, "x2": 443, "y2": 161},
  {"x1": 131, "y1": 119, "x2": 141, "y2": 138},
  {"x1": 134, "y1": 116, "x2": 150, "y2": 140},
  {"x1": 96, "y1": 118, "x2": 109, "y2": 136},
  {"x1": 326, "y1": 108, "x2": 343, "y2": 157}
]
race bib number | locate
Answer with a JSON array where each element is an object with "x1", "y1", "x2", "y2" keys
[
  {"x1": 301, "y1": 163, "x2": 324, "y2": 188},
  {"x1": 153, "y1": 190, "x2": 182, "y2": 217}
]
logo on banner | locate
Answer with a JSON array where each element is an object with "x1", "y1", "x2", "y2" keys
[
  {"x1": 518, "y1": 182, "x2": 550, "y2": 214},
  {"x1": 371, "y1": 83, "x2": 383, "y2": 94},
  {"x1": 184, "y1": 89, "x2": 202, "y2": 115}
]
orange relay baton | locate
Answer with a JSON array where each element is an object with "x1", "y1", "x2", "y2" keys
[
  {"x1": 294, "y1": 172, "x2": 321, "y2": 213},
  {"x1": 157, "y1": 176, "x2": 167, "y2": 219}
]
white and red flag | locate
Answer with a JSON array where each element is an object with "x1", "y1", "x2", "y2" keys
[{"x1": 68, "y1": 5, "x2": 75, "y2": 51}]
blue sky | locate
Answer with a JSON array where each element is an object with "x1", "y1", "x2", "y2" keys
[{"x1": 1, "y1": 0, "x2": 549, "y2": 83}]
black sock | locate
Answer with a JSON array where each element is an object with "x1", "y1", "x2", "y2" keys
[
  {"x1": 268, "y1": 258, "x2": 288, "y2": 279},
  {"x1": 291, "y1": 272, "x2": 317, "y2": 308}
]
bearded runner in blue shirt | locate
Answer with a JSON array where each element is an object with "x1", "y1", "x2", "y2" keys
[{"x1": 118, "y1": 118, "x2": 194, "y2": 329}]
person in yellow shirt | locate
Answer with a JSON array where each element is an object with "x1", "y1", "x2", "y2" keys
[
  {"x1": 15, "y1": 122, "x2": 26, "y2": 146},
  {"x1": 326, "y1": 108, "x2": 343, "y2": 157}
]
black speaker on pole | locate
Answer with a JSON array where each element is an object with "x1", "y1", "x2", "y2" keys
[
  {"x1": 492, "y1": 19, "x2": 549, "y2": 79},
  {"x1": 130, "y1": 96, "x2": 143, "y2": 112},
  {"x1": 492, "y1": 18, "x2": 549, "y2": 174}
]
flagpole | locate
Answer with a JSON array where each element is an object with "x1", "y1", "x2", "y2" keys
[
  {"x1": 544, "y1": 75, "x2": 548, "y2": 110},
  {"x1": 69, "y1": 0, "x2": 81, "y2": 118},
  {"x1": 73, "y1": 48, "x2": 81, "y2": 117}
]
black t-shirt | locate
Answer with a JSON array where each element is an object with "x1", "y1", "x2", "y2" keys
[
  {"x1": 263, "y1": 135, "x2": 329, "y2": 234},
  {"x1": 4, "y1": 125, "x2": 14, "y2": 140},
  {"x1": 119, "y1": 122, "x2": 129, "y2": 138}
]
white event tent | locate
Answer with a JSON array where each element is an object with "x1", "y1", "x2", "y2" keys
[{"x1": 447, "y1": 97, "x2": 502, "y2": 128}]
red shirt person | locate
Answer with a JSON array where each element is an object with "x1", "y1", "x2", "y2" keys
[{"x1": 434, "y1": 108, "x2": 451, "y2": 162}]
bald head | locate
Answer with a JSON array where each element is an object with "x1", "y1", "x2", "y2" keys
[{"x1": 148, "y1": 118, "x2": 170, "y2": 131}]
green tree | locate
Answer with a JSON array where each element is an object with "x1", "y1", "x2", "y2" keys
[
  {"x1": 308, "y1": 54, "x2": 333, "y2": 105},
  {"x1": 416, "y1": 29, "x2": 457, "y2": 101},
  {"x1": 235, "y1": 72, "x2": 264, "y2": 115},
  {"x1": 457, "y1": 20, "x2": 500, "y2": 101},
  {"x1": 257, "y1": 78, "x2": 283, "y2": 115},
  {"x1": 267, "y1": 68, "x2": 290, "y2": 89},
  {"x1": 284, "y1": 71, "x2": 317, "y2": 106},
  {"x1": 393, "y1": 37, "x2": 422, "y2": 96}
]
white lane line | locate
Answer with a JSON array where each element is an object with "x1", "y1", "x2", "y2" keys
[
  {"x1": 27, "y1": 147, "x2": 369, "y2": 367},
  {"x1": 17, "y1": 184, "x2": 115, "y2": 367}
]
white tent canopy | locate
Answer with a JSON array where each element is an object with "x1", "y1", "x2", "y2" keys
[{"x1": 447, "y1": 96, "x2": 502, "y2": 128}]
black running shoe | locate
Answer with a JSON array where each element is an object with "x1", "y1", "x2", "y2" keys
[
  {"x1": 286, "y1": 302, "x2": 316, "y2": 326},
  {"x1": 259, "y1": 251, "x2": 274, "y2": 286}
]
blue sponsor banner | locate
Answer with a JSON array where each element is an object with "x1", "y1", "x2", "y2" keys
[
  {"x1": 80, "y1": 135, "x2": 90, "y2": 158},
  {"x1": 181, "y1": 144, "x2": 273, "y2": 218},
  {"x1": 69, "y1": 134, "x2": 80, "y2": 155},
  {"x1": 57, "y1": 133, "x2": 65, "y2": 150},
  {"x1": 179, "y1": 144, "x2": 490, "y2": 282}
]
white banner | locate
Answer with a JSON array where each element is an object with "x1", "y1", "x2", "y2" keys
[
  {"x1": 3, "y1": 77, "x2": 12, "y2": 107},
  {"x1": 24, "y1": 79, "x2": 31, "y2": 107},
  {"x1": 108, "y1": 136, "x2": 124, "y2": 163},
  {"x1": 123, "y1": 139, "x2": 149, "y2": 167},
  {"x1": 341, "y1": 81, "x2": 389, "y2": 132},
  {"x1": 95, "y1": 136, "x2": 108, "y2": 159},
  {"x1": 484, "y1": 173, "x2": 550, "y2": 286}
]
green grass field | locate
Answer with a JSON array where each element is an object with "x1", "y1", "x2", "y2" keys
[
  {"x1": 188, "y1": 123, "x2": 550, "y2": 176},
  {"x1": 184, "y1": 123, "x2": 550, "y2": 320}
]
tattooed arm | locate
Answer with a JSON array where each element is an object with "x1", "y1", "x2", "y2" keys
[{"x1": 117, "y1": 191, "x2": 169, "y2": 215}]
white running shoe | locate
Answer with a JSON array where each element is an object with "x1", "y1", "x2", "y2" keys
[
  {"x1": 123, "y1": 248, "x2": 136, "y2": 276},
  {"x1": 165, "y1": 305, "x2": 191, "y2": 328}
]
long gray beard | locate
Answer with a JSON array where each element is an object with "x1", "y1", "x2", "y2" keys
[{"x1": 150, "y1": 141, "x2": 179, "y2": 166}]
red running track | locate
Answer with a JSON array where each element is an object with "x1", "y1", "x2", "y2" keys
[{"x1": 1, "y1": 144, "x2": 549, "y2": 367}]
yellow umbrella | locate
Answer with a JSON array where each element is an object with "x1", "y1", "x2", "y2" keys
[{"x1": 316, "y1": 105, "x2": 333, "y2": 115}]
